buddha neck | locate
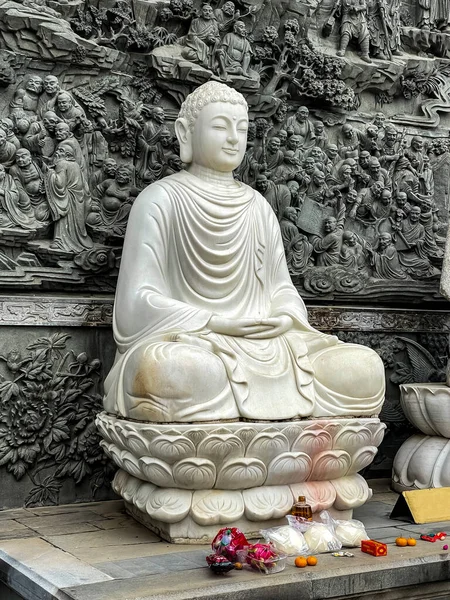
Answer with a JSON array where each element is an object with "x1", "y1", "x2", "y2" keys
[{"x1": 186, "y1": 164, "x2": 239, "y2": 188}]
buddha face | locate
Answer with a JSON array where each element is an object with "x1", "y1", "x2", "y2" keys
[
  {"x1": 396, "y1": 192, "x2": 407, "y2": 207},
  {"x1": 190, "y1": 101, "x2": 248, "y2": 173},
  {"x1": 44, "y1": 76, "x2": 59, "y2": 95},
  {"x1": 153, "y1": 107, "x2": 165, "y2": 124},
  {"x1": 381, "y1": 190, "x2": 392, "y2": 205},
  {"x1": 234, "y1": 21, "x2": 246, "y2": 36},
  {"x1": 386, "y1": 129, "x2": 397, "y2": 144},
  {"x1": 160, "y1": 131, "x2": 172, "y2": 147},
  {"x1": 310, "y1": 147, "x2": 323, "y2": 161},
  {"x1": 16, "y1": 150, "x2": 32, "y2": 167},
  {"x1": 43, "y1": 113, "x2": 59, "y2": 133},
  {"x1": 296, "y1": 107, "x2": 309, "y2": 122},
  {"x1": 411, "y1": 137, "x2": 423, "y2": 152},
  {"x1": 326, "y1": 145, "x2": 338, "y2": 159},
  {"x1": 223, "y1": 1, "x2": 235, "y2": 15},
  {"x1": 287, "y1": 136, "x2": 301, "y2": 151},
  {"x1": 0, "y1": 119, "x2": 13, "y2": 134},
  {"x1": 372, "y1": 182, "x2": 384, "y2": 197},
  {"x1": 278, "y1": 130, "x2": 287, "y2": 145},
  {"x1": 304, "y1": 158, "x2": 315, "y2": 174},
  {"x1": 359, "y1": 152, "x2": 370, "y2": 168},
  {"x1": 324, "y1": 217, "x2": 336, "y2": 233},
  {"x1": 313, "y1": 171, "x2": 325, "y2": 186},
  {"x1": 57, "y1": 94, "x2": 72, "y2": 112},
  {"x1": 343, "y1": 232, "x2": 356, "y2": 246},
  {"x1": 116, "y1": 168, "x2": 131, "y2": 185},
  {"x1": 255, "y1": 176, "x2": 269, "y2": 193},
  {"x1": 55, "y1": 123, "x2": 71, "y2": 141},
  {"x1": 314, "y1": 123, "x2": 324, "y2": 136},
  {"x1": 201, "y1": 4, "x2": 213, "y2": 19},
  {"x1": 104, "y1": 159, "x2": 117, "y2": 176},
  {"x1": 379, "y1": 234, "x2": 391, "y2": 250},
  {"x1": 267, "y1": 138, "x2": 280, "y2": 153},
  {"x1": 26, "y1": 76, "x2": 43, "y2": 94},
  {"x1": 410, "y1": 207, "x2": 421, "y2": 222},
  {"x1": 347, "y1": 189, "x2": 358, "y2": 204}
]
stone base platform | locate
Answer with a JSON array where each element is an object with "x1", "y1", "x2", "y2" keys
[{"x1": 1, "y1": 483, "x2": 450, "y2": 600}]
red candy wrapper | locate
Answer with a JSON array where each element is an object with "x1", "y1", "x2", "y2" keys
[{"x1": 211, "y1": 527, "x2": 249, "y2": 562}]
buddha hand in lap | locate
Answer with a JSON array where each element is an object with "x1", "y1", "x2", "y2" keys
[{"x1": 104, "y1": 82, "x2": 385, "y2": 423}]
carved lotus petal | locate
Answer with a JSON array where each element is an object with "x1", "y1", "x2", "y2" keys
[
  {"x1": 112, "y1": 469, "x2": 142, "y2": 502},
  {"x1": 349, "y1": 446, "x2": 378, "y2": 474},
  {"x1": 308, "y1": 450, "x2": 351, "y2": 481},
  {"x1": 107, "y1": 445, "x2": 143, "y2": 480},
  {"x1": 146, "y1": 488, "x2": 192, "y2": 523},
  {"x1": 333, "y1": 425, "x2": 373, "y2": 453},
  {"x1": 139, "y1": 427, "x2": 162, "y2": 443},
  {"x1": 149, "y1": 435, "x2": 196, "y2": 464},
  {"x1": 331, "y1": 474, "x2": 371, "y2": 510},
  {"x1": 292, "y1": 428, "x2": 333, "y2": 456},
  {"x1": 172, "y1": 458, "x2": 216, "y2": 489},
  {"x1": 99, "y1": 440, "x2": 114, "y2": 461},
  {"x1": 95, "y1": 414, "x2": 110, "y2": 440},
  {"x1": 105, "y1": 422, "x2": 123, "y2": 448},
  {"x1": 423, "y1": 387, "x2": 450, "y2": 438},
  {"x1": 216, "y1": 458, "x2": 267, "y2": 490},
  {"x1": 400, "y1": 385, "x2": 438, "y2": 436},
  {"x1": 185, "y1": 429, "x2": 208, "y2": 445},
  {"x1": 235, "y1": 427, "x2": 258, "y2": 447},
  {"x1": 191, "y1": 490, "x2": 244, "y2": 526},
  {"x1": 123, "y1": 431, "x2": 150, "y2": 458},
  {"x1": 393, "y1": 435, "x2": 450, "y2": 490},
  {"x1": 323, "y1": 422, "x2": 343, "y2": 441},
  {"x1": 266, "y1": 452, "x2": 311, "y2": 485},
  {"x1": 210, "y1": 427, "x2": 233, "y2": 436},
  {"x1": 246, "y1": 432, "x2": 289, "y2": 464},
  {"x1": 139, "y1": 456, "x2": 175, "y2": 487},
  {"x1": 243, "y1": 485, "x2": 294, "y2": 520},
  {"x1": 281, "y1": 424, "x2": 304, "y2": 444},
  {"x1": 290, "y1": 481, "x2": 336, "y2": 513},
  {"x1": 365, "y1": 421, "x2": 386, "y2": 447},
  {"x1": 134, "y1": 481, "x2": 156, "y2": 512},
  {"x1": 197, "y1": 434, "x2": 244, "y2": 463}
]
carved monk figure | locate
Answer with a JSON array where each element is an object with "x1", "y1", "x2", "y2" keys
[
  {"x1": 45, "y1": 146, "x2": 93, "y2": 253},
  {"x1": 0, "y1": 165, "x2": 38, "y2": 230},
  {"x1": 9, "y1": 149, "x2": 49, "y2": 222},
  {"x1": 104, "y1": 82, "x2": 384, "y2": 422},
  {"x1": 222, "y1": 21, "x2": 252, "y2": 77},
  {"x1": 0, "y1": 128, "x2": 17, "y2": 168}
]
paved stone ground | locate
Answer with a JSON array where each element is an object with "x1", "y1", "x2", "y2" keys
[{"x1": 0, "y1": 480, "x2": 450, "y2": 600}]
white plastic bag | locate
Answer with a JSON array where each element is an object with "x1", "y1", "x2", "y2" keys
[
  {"x1": 320, "y1": 510, "x2": 368, "y2": 548},
  {"x1": 287, "y1": 515, "x2": 342, "y2": 553},
  {"x1": 260, "y1": 525, "x2": 309, "y2": 556}
]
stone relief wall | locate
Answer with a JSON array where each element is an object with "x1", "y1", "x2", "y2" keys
[
  {"x1": 0, "y1": 0, "x2": 448, "y2": 299},
  {"x1": 1, "y1": 0, "x2": 450, "y2": 506}
]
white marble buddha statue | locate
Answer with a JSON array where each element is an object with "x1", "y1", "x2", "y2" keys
[{"x1": 104, "y1": 82, "x2": 385, "y2": 423}]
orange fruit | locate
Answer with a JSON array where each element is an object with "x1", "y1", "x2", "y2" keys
[
  {"x1": 234, "y1": 562, "x2": 243, "y2": 569},
  {"x1": 307, "y1": 556, "x2": 318, "y2": 566},
  {"x1": 294, "y1": 556, "x2": 308, "y2": 568},
  {"x1": 396, "y1": 537, "x2": 408, "y2": 547},
  {"x1": 407, "y1": 538, "x2": 416, "y2": 546}
]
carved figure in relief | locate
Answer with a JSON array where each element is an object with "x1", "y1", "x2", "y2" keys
[
  {"x1": 337, "y1": 123, "x2": 360, "y2": 158},
  {"x1": 398, "y1": 206, "x2": 436, "y2": 278},
  {"x1": 9, "y1": 75, "x2": 43, "y2": 121},
  {"x1": 88, "y1": 166, "x2": 138, "y2": 236},
  {"x1": 37, "y1": 76, "x2": 61, "y2": 118},
  {"x1": 335, "y1": 0, "x2": 371, "y2": 63},
  {"x1": 90, "y1": 159, "x2": 118, "y2": 191},
  {"x1": 255, "y1": 173, "x2": 291, "y2": 219},
  {"x1": 431, "y1": 0, "x2": 450, "y2": 33},
  {"x1": 311, "y1": 204, "x2": 345, "y2": 266},
  {"x1": 369, "y1": 232, "x2": 407, "y2": 279},
  {"x1": 9, "y1": 149, "x2": 48, "y2": 222},
  {"x1": 339, "y1": 230, "x2": 367, "y2": 271},
  {"x1": 366, "y1": 0, "x2": 402, "y2": 59},
  {"x1": 135, "y1": 106, "x2": 166, "y2": 185},
  {"x1": 281, "y1": 207, "x2": 313, "y2": 276},
  {"x1": 222, "y1": 21, "x2": 252, "y2": 77},
  {"x1": 45, "y1": 146, "x2": 93, "y2": 253},
  {"x1": 0, "y1": 128, "x2": 17, "y2": 168},
  {"x1": 285, "y1": 107, "x2": 316, "y2": 149},
  {"x1": 104, "y1": 82, "x2": 385, "y2": 422},
  {"x1": 0, "y1": 119, "x2": 21, "y2": 151},
  {"x1": 0, "y1": 164, "x2": 37, "y2": 230},
  {"x1": 181, "y1": 4, "x2": 227, "y2": 79}
]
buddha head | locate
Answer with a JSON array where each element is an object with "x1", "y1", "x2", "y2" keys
[
  {"x1": 378, "y1": 233, "x2": 392, "y2": 250},
  {"x1": 175, "y1": 81, "x2": 248, "y2": 172},
  {"x1": 44, "y1": 75, "x2": 60, "y2": 95},
  {"x1": 55, "y1": 122, "x2": 71, "y2": 141},
  {"x1": 15, "y1": 148, "x2": 33, "y2": 168}
]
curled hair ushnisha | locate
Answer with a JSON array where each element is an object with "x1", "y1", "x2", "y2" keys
[{"x1": 178, "y1": 81, "x2": 247, "y2": 131}]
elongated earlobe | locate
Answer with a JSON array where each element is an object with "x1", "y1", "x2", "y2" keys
[{"x1": 175, "y1": 118, "x2": 193, "y2": 164}]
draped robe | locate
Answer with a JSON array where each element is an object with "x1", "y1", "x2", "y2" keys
[{"x1": 104, "y1": 170, "x2": 384, "y2": 421}]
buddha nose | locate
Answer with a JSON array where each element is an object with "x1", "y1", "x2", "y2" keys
[{"x1": 227, "y1": 129, "x2": 239, "y2": 145}]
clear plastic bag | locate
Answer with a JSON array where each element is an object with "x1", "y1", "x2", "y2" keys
[
  {"x1": 320, "y1": 510, "x2": 368, "y2": 548},
  {"x1": 287, "y1": 515, "x2": 342, "y2": 554},
  {"x1": 260, "y1": 525, "x2": 309, "y2": 556}
]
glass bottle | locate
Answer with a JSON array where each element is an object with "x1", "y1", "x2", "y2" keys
[{"x1": 290, "y1": 495, "x2": 312, "y2": 521}]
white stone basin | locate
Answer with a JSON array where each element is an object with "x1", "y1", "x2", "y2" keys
[{"x1": 400, "y1": 383, "x2": 450, "y2": 438}]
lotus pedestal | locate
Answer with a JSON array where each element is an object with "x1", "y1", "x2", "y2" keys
[
  {"x1": 97, "y1": 413, "x2": 385, "y2": 543},
  {"x1": 392, "y1": 383, "x2": 450, "y2": 492}
]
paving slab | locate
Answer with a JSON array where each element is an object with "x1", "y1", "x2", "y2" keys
[{"x1": 45, "y1": 525, "x2": 160, "y2": 552}]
